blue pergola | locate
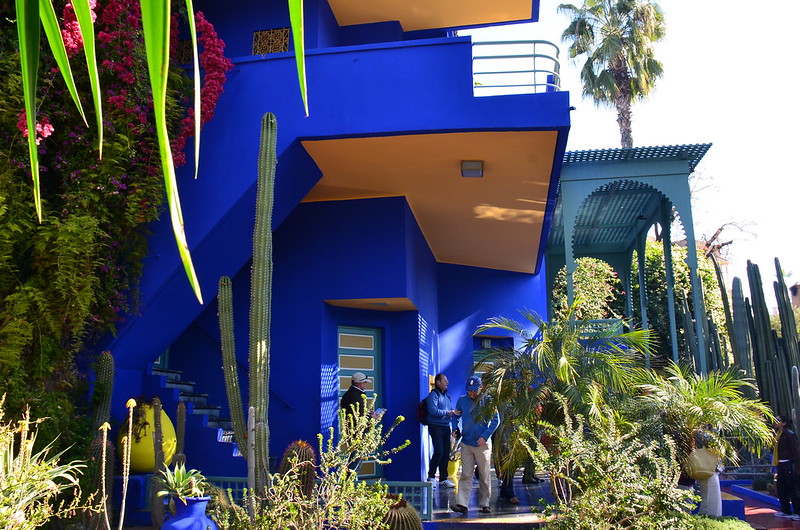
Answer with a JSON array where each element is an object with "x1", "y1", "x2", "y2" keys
[{"x1": 547, "y1": 144, "x2": 712, "y2": 373}]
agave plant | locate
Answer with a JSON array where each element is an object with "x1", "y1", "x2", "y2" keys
[
  {"x1": 0, "y1": 396, "x2": 86, "y2": 529},
  {"x1": 155, "y1": 462, "x2": 207, "y2": 503}
]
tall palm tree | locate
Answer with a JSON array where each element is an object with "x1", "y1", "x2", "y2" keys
[{"x1": 559, "y1": 0, "x2": 666, "y2": 148}]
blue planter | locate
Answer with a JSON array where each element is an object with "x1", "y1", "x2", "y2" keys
[{"x1": 163, "y1": 496, "x2": 218, "y2": 530}]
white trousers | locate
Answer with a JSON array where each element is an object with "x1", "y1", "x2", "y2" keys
[{"x1": 456, "y1": 442, "x2": 492, "y2": 508}]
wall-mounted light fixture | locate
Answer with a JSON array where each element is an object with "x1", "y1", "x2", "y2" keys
[{"x1": 461, "y1": 160, "x2": 484, "y2": 178}]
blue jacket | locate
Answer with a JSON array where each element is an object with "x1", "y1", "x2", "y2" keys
[
  {"x1": 426, "y1": 388, "x2": 457, "y2": 428},
  {"x1": 454, "y1": 394, "x2": 499, "y2": 447}
]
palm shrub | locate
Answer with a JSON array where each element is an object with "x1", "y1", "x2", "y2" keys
[
  {"x1": 0, "y1": 396, "x2": 88, "y2": 529},
  {"x1": 525, "y1": 395, "x2": 697, "y2": 530},
  {"x1": 631, "y1": 362, "x2": 774, "y2": 467},
  {"x1": 475, "y1": 304, "x2": 652, "y2": 473}
]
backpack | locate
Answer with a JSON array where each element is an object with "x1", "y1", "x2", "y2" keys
[{"x1": 417, "y1": 396, "x2": 429, "y2": 426}]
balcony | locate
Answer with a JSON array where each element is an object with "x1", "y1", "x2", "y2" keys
[{"x1": 472, "y1": 39, "x2": 561, "y2": 96}]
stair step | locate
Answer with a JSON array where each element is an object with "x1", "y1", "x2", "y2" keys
[
  {"x1": 165, "y1": 380, "x2": 195, "y2": 392},
  {"x1": 217, "y1": 429, "x2": 236, "y2": 444},
  {"x1": 178, "y1": 391, "x2": 208, "y2": 404},
  {"x1": 207, "y1": 418, "x2": 233, "y2": 430},
  {"x1": 151, "y1": 367, "x2": 183, "y2": 381},
  {"x1": 192, "y1": 405, "x2": 221, "y2": 417}
]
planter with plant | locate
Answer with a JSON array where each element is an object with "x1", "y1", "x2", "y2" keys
[{"x1": 156, "y1": 462, "x2": 217, "y2": 530}]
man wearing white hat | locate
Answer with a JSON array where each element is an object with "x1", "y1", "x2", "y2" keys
[{"x1": 341, "y1": 372, "x2": 370, "y2": 421}]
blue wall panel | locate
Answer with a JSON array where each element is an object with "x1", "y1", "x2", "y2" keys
[{"x1": 437, "y1": 262, "x2": 548, "y2": 386}]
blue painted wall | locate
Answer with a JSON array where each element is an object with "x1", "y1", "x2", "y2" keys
[{"x1": 102, "y1": 0, "x2": 569, "y2": 480}]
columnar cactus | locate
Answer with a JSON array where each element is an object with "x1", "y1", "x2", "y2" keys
[
  {"x1": 278, "y1": 440, "x2": 317, "y2": 499},
  {"x1": 218, "y1": 112, "x2": 278, "y2": 495},
  {"x1": 774, "y1": 258, "x2": 800, "y2": 369},
  {"x1": 93, "y1": 351, "x2": 115, "y2": 432},
  {"x1": 151, "y1": 397, "x2": 165, "y2": 528},
  {"x1": 383, "y1": 495, "x2": 423, "y2": 530},
  {"x1": 173, "y1": 401, "x2": 187, "y2": 467}
]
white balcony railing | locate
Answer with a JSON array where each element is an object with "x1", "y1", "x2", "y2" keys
[{"x1": 472, "y1": 39, "x2": 561, "y2": 97}]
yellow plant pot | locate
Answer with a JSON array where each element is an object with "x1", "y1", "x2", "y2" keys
[
  {"x1": 447, "y1": 460, "x2": 461, "y2": 484},
  {"x1": 117, "y1": 404, "x2": 177, "y2": 473},
  {"x1": 685, "y1": 448, "x2": 719, "y2": 480}
]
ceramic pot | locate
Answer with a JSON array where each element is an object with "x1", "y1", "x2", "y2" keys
[
  {"x1": 116, "y1": 404, "x2": 177, "y2": 473},
  {"x1": 162, "y1": 496, "x2": 217, "y2": 530},
  {"x1": 685, "y1": 448, "x2": 719, "y2": 480}
]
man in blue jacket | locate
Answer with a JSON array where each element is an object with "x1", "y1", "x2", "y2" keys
[
  {"x1": 426, "y1": 373, "x2": 460, "y2": 488},
  {"x1": 451, "y1": 375, "x2": 500, "y2": 514}
]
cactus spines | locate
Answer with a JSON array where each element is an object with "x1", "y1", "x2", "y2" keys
[
  {"x1": 87, "y1": 433, "x2": 115, "y2": 530},
  {"x1": 219, "y1": 275, "x2": 247, "y2": 459},
  {"x1": 93, "y1": 351, "x2": 115, "y2": 432},
  {"x1": 173, "y1": 402, "x2": 187, "y2": 467},
  {"x1": 218, "y1": 112, "x2": 278, "y2": 497},
  {"x1": 383, "y1": 495, "x2": 423, "y2": 530},
  {"x1": 250, "y1": 112, "x2": 277, "y2": 492},
  {"x1": 151, "y1": 397, "x2": 165, "y2": 528},
  {"x1": 278, "y1": 440, "x2": 317, "y2": 499}
]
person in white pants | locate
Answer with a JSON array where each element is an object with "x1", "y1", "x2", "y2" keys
[{"x1": 450, "y1": 376, "x2": 500, "y2": 514}]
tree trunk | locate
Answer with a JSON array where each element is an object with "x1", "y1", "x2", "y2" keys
[{"x1": 615, "y1": 94, "x2": 633, "y2": 148}]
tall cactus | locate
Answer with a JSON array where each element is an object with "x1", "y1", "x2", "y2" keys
[
  {"x1": 774, "y1": 258, "x2": 800, "y2": 369},
  {"x1": 151, "y1": 397, "x2": 165, "y2": 528},
  {"x1": 173, "y1": 402, "x2": 187, "y2": 467},
  {"x1": 730, "y1": 277, "x2": 755, "y2": 397},
  {"x1": 218, "y1": 112, "x2": 278, "y2": 495},
  {"x1": 93, "y1": 351, "x2": 115, "y2": 431}
]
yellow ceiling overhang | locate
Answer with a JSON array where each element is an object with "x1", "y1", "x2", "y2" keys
[
  {"x1": 327, "y1": 0, "x2": 534, "y2": 32},
  {"x1": 302, "y1": 131, "x2": 558, "y2": 274},
  {"x1": 325, "y1": 298, "x2": 418, "y2": 312}
]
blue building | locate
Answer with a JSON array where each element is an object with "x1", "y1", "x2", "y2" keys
[{"x1": 106, "y1": 0, "x2": 573, "y2": 480}]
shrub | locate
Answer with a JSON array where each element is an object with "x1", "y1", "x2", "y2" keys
[
  {"x1": 0, "y1": 396, "x2": 89, "y2": 529},
  {"x1": 525, "y1": 395, "x2": 697, "y2": 530},
  {"x1": 689, "y1": 514, "x2": 753, "y2": 529}
]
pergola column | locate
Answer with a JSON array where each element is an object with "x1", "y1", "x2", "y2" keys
[{"x1": 661, "y1": 200, "x2": 679, "y2": 363}]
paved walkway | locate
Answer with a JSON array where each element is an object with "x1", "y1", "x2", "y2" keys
[{"x1": 722, "y1": 485, "x2": 800, "y2": 530}]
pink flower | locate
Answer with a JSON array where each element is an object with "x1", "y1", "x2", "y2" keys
[
  {"x1": 62, "y1": 0, "x2": 98, "y2": 57},
  {"x1": 17, "y1": 110, "x2": 55, "y2": 146}
]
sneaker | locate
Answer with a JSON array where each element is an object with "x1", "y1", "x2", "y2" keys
[
  {"x1": 504, "y1": 497, "x2": 520, "y2": 505},
  {"x1": 439, "y1": 479, "x2": 456, "y2": 488},
  {"x1": 479, "y1": 506, "x2": 492, "y2": 513},
  {"x1": 791, "y1": 514, "x2": 800, "y2": 520},
  {"x1": 451, "y1": 504, "x2": 468, "y2": 513},
  {"x1": 774, "y1": 512, "x2": 793, "y2": 518}
]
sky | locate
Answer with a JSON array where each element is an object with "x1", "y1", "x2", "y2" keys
[{"x1": 465, "y1": 0, "x2": 800, "y2": 303}]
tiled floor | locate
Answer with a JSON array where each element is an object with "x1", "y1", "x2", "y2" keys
[{"x1": 430, "y1": 469, "x2": 551, "y2": 526}]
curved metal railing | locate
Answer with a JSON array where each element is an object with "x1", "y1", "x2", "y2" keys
[{"x1": 472, "y1": 39, "x2": 561, "y2": 96}]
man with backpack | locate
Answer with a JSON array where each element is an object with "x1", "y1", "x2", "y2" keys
[{"x1": 425, "y1": 373, "x2": 460, "y2": 488}]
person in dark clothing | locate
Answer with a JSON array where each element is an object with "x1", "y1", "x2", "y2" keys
[
  {"x1": 773, "y1": 415, "x2": 800, "y2": 520},
  {"x1": 340, "y1": 371, "x2": 370, "y2": 424},
  {"x1": 426, "y1": 373, "x2": 460, "y2": 488}
]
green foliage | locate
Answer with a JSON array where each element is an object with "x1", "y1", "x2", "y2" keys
[
  {"x1": 631, "y1": 240, "x2": 726, "y2": 361},
  {"x1": 750, "y1": 473, "x2": 773, "y2": 491},
  {"x1": 527, "y1": 396, "x2": 696, "y2": 529},
  {"x1": 552, "y1": 257, "x2": 625, "y2": 320},
  {"x1": 688, "y1": 514, "x2": 753, "y2": 529},
  {"x1": 770, "y1": 306, "x2": 800, "y2": 338},
  {"x1": 156, "y1": 463, "x2": 207, "y2": 501},
  {"x1": 0, "y1": 1, "x2": 202, "y2": 459},
  {"x1": 632, "y1": 362, "x2": 774, "y2": 467},
  {"x1": 213, "y1": 405, "x2": 410, "y2": 530},
  {"x1": 0, "y1": 396, "x2": 90, "y2": 529}
]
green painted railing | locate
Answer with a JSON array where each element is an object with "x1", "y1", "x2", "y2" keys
[{"x1": 206, "y1": 477, "x2": 434, "y2": 520}]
